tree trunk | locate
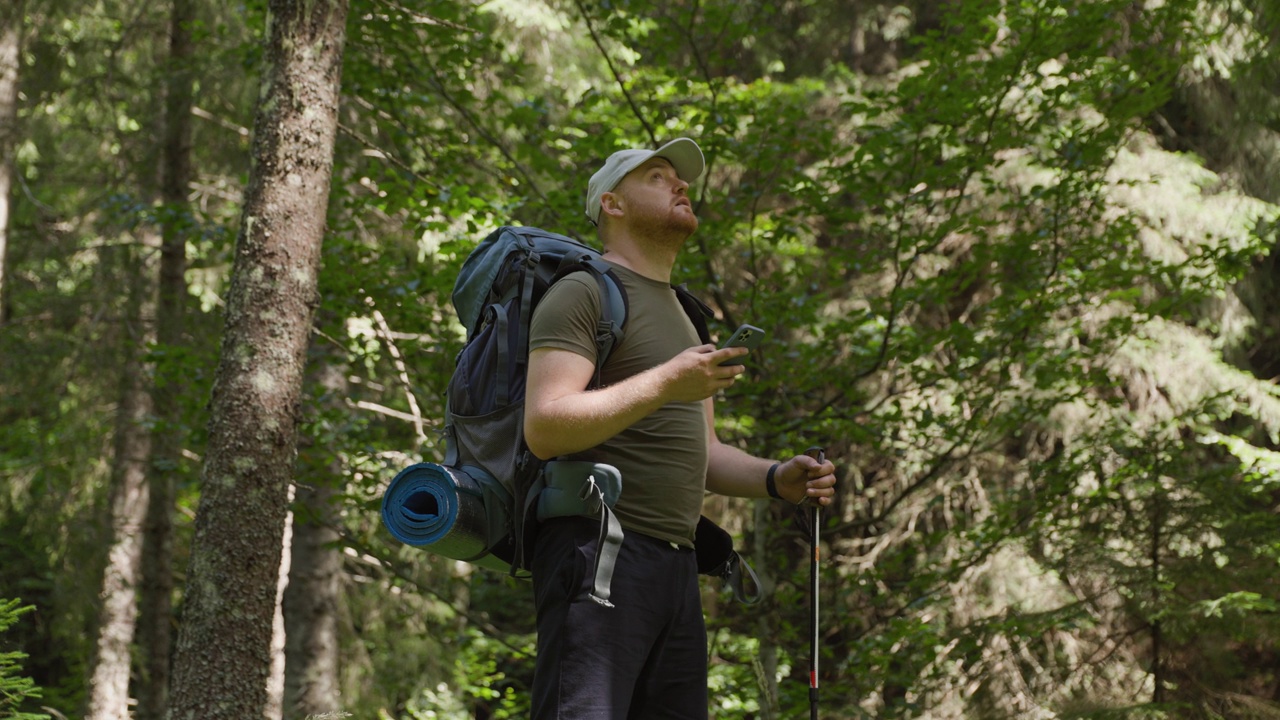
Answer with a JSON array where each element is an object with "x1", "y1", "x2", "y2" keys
[
  {"x1": 283, "y1": 361, "x2": 347, "y2": 719},
  {"x1": 84, "y1": 243, "x2": 155, "y2": 720},
  {"x1": 165, "y1": 0, "x2": 348, "y2": 716},
  {"x1": 135, "y1": 0, "x2": 193, "y2": 716},
  {"x1": 0, "y1": 0, "x2": 22, "y2": 324},
  {"x1": 283, "y1": 481, "x2": 342, "y2": 719}
]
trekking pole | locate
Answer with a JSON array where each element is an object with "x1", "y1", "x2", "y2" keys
[{"x1": 804, "y1": 446, "x2": 825, "y2": 720}]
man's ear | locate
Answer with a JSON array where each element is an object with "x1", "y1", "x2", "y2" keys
[{"x1": 600, "y1": 191, "x2": 624, "y2": 219}]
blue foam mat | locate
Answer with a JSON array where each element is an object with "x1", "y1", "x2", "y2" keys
[{"x1": 380, "y1": 462, "x2": 462, "y2": 547}]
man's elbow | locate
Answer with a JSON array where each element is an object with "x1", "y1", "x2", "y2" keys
[
  {"x1": 524, "y1": 434, "x2": 556, "y2": 461},
  {"x1": 522, "y1": 413, "x2": 559, "y2": 461}
]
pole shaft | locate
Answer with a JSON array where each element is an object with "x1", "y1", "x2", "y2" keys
[{"x1": 804, "y1": 447, "x2": 825, "y2": 720}]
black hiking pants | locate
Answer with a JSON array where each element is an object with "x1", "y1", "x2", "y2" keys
[{"x1": 530, "y1": 517, "x2": 707, "y2": 720}]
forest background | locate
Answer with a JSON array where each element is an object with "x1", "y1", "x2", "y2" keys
[{"x1": 1, "y1": 0, "x2": 1278, "y2": 718}]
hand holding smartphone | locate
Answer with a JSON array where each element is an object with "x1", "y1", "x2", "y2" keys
[{"x1": 719, "y1": 324, "x2": 765, "y2": 366}]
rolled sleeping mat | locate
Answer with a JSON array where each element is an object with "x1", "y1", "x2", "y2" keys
[{"x1": 380, "y1": 462, "x2": 513, "y2": 573}]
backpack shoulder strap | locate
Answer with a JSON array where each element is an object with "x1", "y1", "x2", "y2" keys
[
  {"x1": 551, "y1": 256, "x2": 629, "y2": 372},
  {"x1": 672, "y1": 283, "x2": 713, "y2": 345}
]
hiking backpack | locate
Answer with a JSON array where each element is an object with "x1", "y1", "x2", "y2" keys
[{"x1": 381, "y1": 225, "x2": 758, "y2": 606}]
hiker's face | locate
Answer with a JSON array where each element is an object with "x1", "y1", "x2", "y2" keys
[{"x1": 610, "y1": 158, "x2": 698, "y2": 236}]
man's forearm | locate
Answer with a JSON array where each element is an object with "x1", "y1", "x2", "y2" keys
[
  {"x1": 706, "y1": 435, "x2": 836, "y2": 505},
  {"x1": 705, "y1": 440, "x2": 774, "y2": 498}
]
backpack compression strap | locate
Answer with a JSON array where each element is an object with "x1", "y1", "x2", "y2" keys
[
  {"x1": 514, "y1": 250, "x2": 540, "y2": 369},
  {"x1": 489, "y1": 303, "x2": 512, "y2": 407}
]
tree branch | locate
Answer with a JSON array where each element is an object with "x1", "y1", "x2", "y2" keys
[{"x1": 572, "y1": 0, "x2": 657, "y2": 144}]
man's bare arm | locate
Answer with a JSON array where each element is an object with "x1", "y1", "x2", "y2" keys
[
  {"x1": 522, "y1": 344, "x2": 748, "y2": 460},
  {"x1": 704, "y1": 398, "x2": 838, "y2": 506}
]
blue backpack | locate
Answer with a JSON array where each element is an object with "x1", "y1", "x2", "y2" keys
[{"x1": 381, "y1": 226, "x2": 758, "y2": 605}]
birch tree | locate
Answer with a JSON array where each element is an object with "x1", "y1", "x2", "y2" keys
[
  {"x1": 0, "y1": 0, "x2": 22, "y2": 322},
  {"x1": 84, "y1": 243, "x2": 154, "y2": 720}
]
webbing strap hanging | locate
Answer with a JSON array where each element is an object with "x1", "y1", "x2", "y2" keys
[
  {"x1": 721, "y1": 552, "x2": 763, "y2": 605},
  {"x1": 582, "y1": 477, "x2": 622, "y2": 607},
  {"x1": 516, "y1": 464, "x2": 624, "y2": 606}
]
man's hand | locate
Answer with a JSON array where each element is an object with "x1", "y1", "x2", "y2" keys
[
  {"x1": 659, "y1": 344, "x2": 749, "y2": 403},
  {"x1": 774, "y1": 453, "x2": 837, "y2": 506}
]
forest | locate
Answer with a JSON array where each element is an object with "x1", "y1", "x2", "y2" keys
[{"x1": 1, "y1": 0, "x2": 1278, "y2": 718}]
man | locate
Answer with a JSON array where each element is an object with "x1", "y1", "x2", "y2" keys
[{"x1": 522, "y1": 137, "x2": 837, "y2": 719}]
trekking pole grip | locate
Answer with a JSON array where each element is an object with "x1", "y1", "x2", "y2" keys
[{"x1": 803, "y1": 446, "x2": 826, "y2": 471}]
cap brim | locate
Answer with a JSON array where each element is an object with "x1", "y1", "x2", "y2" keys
[{"x1": 650, "y1": 138, "x2": 704, "y2": 184}]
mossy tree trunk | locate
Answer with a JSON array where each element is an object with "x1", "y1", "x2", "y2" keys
[{"x1": 165, "y1": 0, "x2": 349, "y2": 716}]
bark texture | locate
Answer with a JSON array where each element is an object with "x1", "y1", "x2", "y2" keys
[
  {"x1": 165, "y1": 0, "x2": 349, "y2": 717},
  {"x1": 136, "y1": 0, "x2": 194, "y2": 716}
]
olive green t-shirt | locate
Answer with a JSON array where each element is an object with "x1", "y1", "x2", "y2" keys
[{"x1": 528, "y1": 262, "x2": 707, "y2": 547}]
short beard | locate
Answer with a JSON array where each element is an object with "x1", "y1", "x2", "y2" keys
[{"x1": 638, "y1": 210, "x2": 698, "y2": 250}]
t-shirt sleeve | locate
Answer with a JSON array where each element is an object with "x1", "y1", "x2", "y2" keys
[{"x1": 528, "y1": 273, "x2": 601, "y2": 362}]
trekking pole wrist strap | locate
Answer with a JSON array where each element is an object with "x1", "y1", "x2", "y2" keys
[{"x1": 766, "y1": 463, "x2": 783, "y2": 500}]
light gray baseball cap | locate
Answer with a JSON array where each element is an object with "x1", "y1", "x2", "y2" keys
[{"x1": 585, "y1": 138, "x2": 705, "y2": 224}]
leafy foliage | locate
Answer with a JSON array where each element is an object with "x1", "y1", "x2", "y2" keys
[{"x1": 2, "y1": 0, "x2": 1279, "y2": 718}]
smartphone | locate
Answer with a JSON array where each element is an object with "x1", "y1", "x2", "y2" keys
[{"x1": 718, "y1": 324, "x2": 765, "y2": 365}]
